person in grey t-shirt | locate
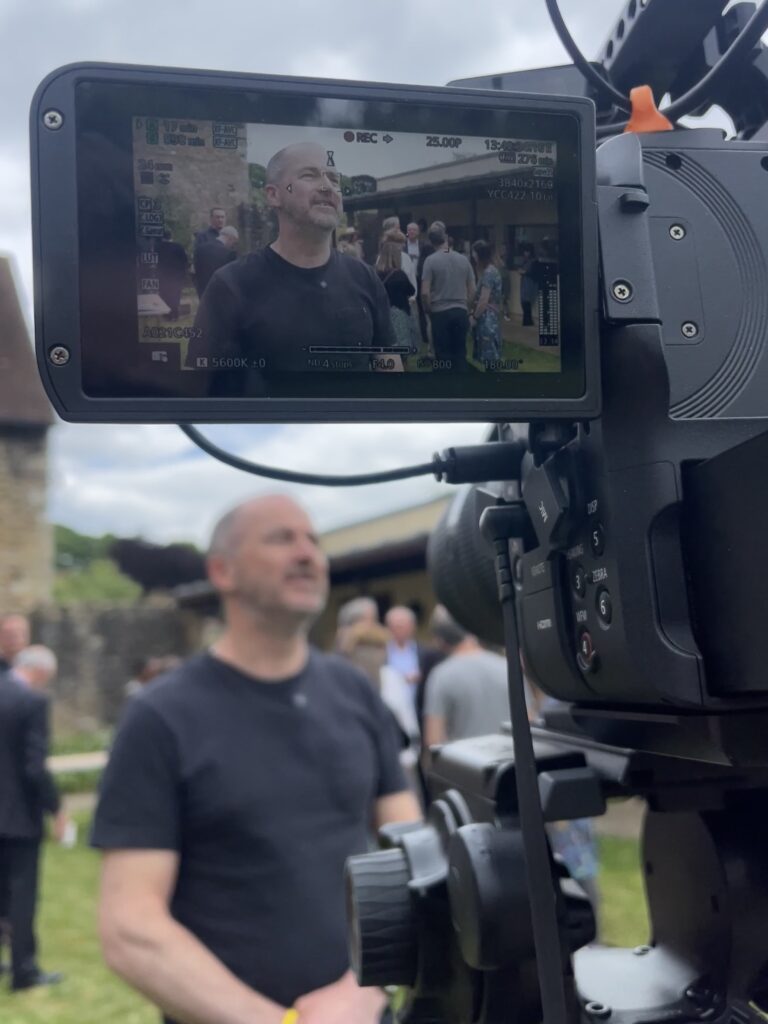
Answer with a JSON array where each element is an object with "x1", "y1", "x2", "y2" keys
[
  {"x1": 420, "y1": 223, "x2": 475, "y2": 372},
  {"x1": 422, "y1": 605, "x2": 510, "y2": 749}
]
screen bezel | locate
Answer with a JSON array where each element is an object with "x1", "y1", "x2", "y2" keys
[{"x1": 32, "y1": 62, "x2": 600, "y2": 422}]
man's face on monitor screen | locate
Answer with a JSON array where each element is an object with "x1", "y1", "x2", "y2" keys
[{"x1": 267, "y1": 143, "x2": 343, "y2": 233}]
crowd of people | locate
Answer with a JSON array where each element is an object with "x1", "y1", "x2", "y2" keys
[{"x1": 0, "y1": 491, "x2": 598, "y2": 1021}]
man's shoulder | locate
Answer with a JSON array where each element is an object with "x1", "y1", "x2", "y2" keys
[
  {"x1": 309, "y1": 648, "x2": 370, "y2": 684},
  {"x1": 331, "y1": 250, "x2": 380, "y2": 287},
  {"x1": 307, "y1": 649, "x2": 379, "y2": 705},
  {"x1": 0, "y1": 672, "x2": 33, "y2": 708},
  {"x1": 130, "y1": 654, "x2": 212, "y2": 721}
]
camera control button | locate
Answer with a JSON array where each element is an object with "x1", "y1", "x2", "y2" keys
[
  {"x1": 572, "y1": 564, "x2": 587, "y2": 598},
  {"x1": 577, "y1": 630, "x2": 597, "y2": 672},
  {"x1": 596, "y1": 588, "x2": 612, "y2": 625},
  {"x1": 589, "y1": 523, "x2": 606, "y2": 557}
]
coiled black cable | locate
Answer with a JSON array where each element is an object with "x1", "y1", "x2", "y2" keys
[{"x1": 547, "y1": 0, "x2": 768, "y2": 137}]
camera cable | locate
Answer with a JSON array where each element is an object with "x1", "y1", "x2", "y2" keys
[
  {"x1": 545, "y1": 0, "x2": 632, "y2": 112},
  {"x1": 545, "y1": 0, "x2": 768, "y2": 137},
  {"x1": 179, "y1": 424, "x2": 525, "y2": 488}
]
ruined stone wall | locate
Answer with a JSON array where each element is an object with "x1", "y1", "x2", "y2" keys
[
  {"x1": 0, "y1": 428, "x2": 52, "y2": 614},
  {"x1": 31, "y1": 604, "x2": 216, "y2": 730}
]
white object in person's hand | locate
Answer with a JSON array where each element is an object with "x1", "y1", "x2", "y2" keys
[{"x1": 60, "y1": 819, "x2": 78, "y2": 848}]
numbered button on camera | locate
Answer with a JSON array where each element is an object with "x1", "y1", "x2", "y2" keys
[
  {"x1": 596, "y1": 588, "x2": 612, "y2": 625},
  {"x1": 577, "y1": 630, "x2": 598, "y2": 673},
  {"x1": 589, "y1": 522, "x2": 606, "y2": 557},
  {"x1": 572, "y1": 564, "x2": 587, "y2": 599}
]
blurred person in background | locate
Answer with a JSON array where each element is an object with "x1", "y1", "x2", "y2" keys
[
  {"x1": 421, "y1": 222, "x2": 475, "y2": 372},
  {"x1": 336, "y1": 226, "x2": 364, "y2": 260},
  {"x1": 376, "y1": 230, "x2": 419, "y2": 360},
  {"x1": 125, "y1": 656, "x2": 183, "y2": 699},
  {"x1": 334, "y1": 596, "x2": 379, "y2": 652},
  {"x1": 0, "y1": 615, "x2": 32, "y2": 974},
  {"x1": 0, "y1": 614, "x2": 30, "y2": 673},
  {"x1": 0, "y1": 645, "x2": 66, "y2": 991},
  {"x1": 470, "y1": 239, "x2": 503, "y2": 364},
  {"x1": 93, "y1": 494, "x2": 420, "y2": 1024},
  {"x1": 157, "y1": 229, "x2": 189, "y2": 320},
  {"x1": 422, "y1": 606, "x2": 511, "y2": 750},
  {"x1": 384, "y1": 605, "x2": 422, "y2": 692},
  {"x1": 193, "y1": 207, "x2": 225, "y2": 249},
  {"x1": 381, "y1": 215, "x2": 417, "y2": 291},
  {"x1": 338, "y1": 613, "x2": 421, "y2": 799},
  {"x1": 519, "y1": 243, "x2": 540, "y2": 327},
  {"x1": 194, "y1": 226, "x2": 239, "y2": 298}
]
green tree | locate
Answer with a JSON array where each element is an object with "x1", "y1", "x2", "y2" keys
[
  {"x1": 53, "y1": 558, "x2": 142, "y2": 606},
  {"x1": 54, "y1": 524, "x2": 116, "y2": 570}
]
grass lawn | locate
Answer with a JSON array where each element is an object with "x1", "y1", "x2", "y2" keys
[
  {"x1": 0, "y1": 822, "x2": 648, "y2": 1023},
  {"x1": 0, "y1": 814, "x2": 155, "y2": 1024}
]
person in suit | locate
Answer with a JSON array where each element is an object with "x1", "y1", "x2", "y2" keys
[
  {"x1": 157, "y1": 231, "x2": 189, "y2": 320},
  {"x1": 193, "y1": 226, "x2": 239, "y2": 298},
  {"x1": 0, "y1": 614, "x2": 30, "y2": 672},
  {"x1": 0, "y1": 646, "x2": 66, "y2": 991},
  {"x1": 193, "y1": 207, "x2": 226, "y2": 250},
  {"x1": 0, "y1": 614, "x2": 31, "y2": 973}
]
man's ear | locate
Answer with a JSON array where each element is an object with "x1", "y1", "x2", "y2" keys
[
  {"x1": 264, "y1": 183, "x2": 281, "y2": 210},
  {"x1": 206, "y1": 554, "x2": 234, "y2": 595}
]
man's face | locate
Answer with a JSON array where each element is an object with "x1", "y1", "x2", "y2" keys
[
  {"x1": 210, "y1": 498, "x2": 329, "y2": 623},
  {"x1": 266, "y1": 145, "x2": 343, "y2": 233},
  {"x1": 210, "y1": 209, "x2": 226, "y2": 230},
  {"x1": 387, "y1": 609, "x2": 415, "y2": 645},
  {"x1": 27, "y1": 666, "x2": 55, "y2": 692},
  {"x1": 406, "y1": 224, "x2": 419, "y2": 242},
  {"x1": 0, "y1": 616, "x2": 30, "y2": 659}
]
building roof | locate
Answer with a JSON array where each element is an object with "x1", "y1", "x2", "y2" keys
[
  {"x1": 321, "y1": 496, "x2": 451, "y2": 557},
  {"x1": 0, "y1": 257, "x2": 54, "y2": 428}
]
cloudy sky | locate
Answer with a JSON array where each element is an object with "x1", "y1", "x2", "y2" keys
[{"x1": 0, "y1": 0, "x2": 653, "y2": 545}]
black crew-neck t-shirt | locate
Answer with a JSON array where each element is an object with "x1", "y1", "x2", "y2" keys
[
  {"x1": 187, "y1": 247, "x2": 394, "y2": 374},
  {"x1": 91, "y1": 650, "x2": 405, "y2": 1013}
]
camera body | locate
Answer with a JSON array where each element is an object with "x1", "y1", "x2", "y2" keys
[
  {"x1": 522, "y1": 129, "x2": 768, "y2": 717},
  {"x1": 431, "y1": 127, "x2": 768, "y2": 753}
]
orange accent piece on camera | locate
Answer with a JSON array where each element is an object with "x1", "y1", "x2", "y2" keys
[{"x1": 624, "y1": 85, "x2": 674, "y2": 134}]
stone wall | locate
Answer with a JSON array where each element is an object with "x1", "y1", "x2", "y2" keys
[
  {"x1": 0, "y1": 428, "x2": 52, "y2": 613},
  {"x1": 31, "y1": 603, "x2": 218, "y2": 730},
  {"x1": 133, "y1": 117, "x2": 251, "y2": 253}
]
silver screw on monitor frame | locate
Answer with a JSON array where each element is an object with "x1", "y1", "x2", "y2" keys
[
  {"x1": 49, "y1": 346, "x2": 70, "y2": 366},
  {"x1": 43, "y1": 110, "x2": 64, "y2": 131}
]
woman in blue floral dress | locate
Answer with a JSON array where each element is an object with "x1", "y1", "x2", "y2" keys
[{"x1": 470, "y1": 240, "x2": 503, "y2": 364}]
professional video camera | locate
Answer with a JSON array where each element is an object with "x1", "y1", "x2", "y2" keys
[{"x1": 28, "y1": 1, "x2": 768, "y2": 1022}]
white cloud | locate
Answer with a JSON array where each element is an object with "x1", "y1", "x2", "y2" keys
[{"x1": 49, "y1": 420, "x2": 488, "y2": 544}]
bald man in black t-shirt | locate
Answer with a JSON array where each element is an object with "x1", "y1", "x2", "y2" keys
[
  {"x1": 93, "y1": 495, "x2": 420, "y2": 1024},
  {"x1": 187, "y1": 143, "x2": 393, "y2": 375}
]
